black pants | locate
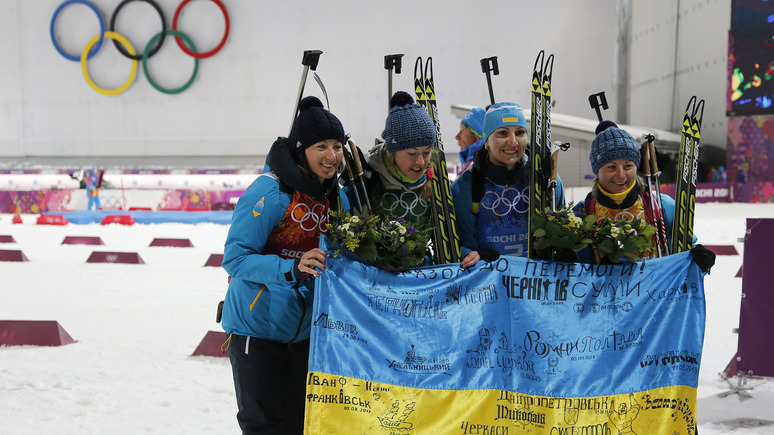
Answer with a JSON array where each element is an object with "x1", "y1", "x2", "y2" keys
[{"x1": 228, "y1": 334, "x2": 310, "y2": 435}]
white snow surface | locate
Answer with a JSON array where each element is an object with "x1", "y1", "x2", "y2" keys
[{"x1": 2, "y1": 203, "x2": 774, "y2": 434}]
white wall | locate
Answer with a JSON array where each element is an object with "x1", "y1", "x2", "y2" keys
[
  {"x1": 1, "y1": 0, "x2": 733, "y2": 179},
  {"x1": 630, "y1": 0, "x2": 730, "y2": 147},
  {"x1": 1, "y1": 0, "x2": 618, "y2": 166}
]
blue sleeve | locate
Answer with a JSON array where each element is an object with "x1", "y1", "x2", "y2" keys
[
  {"x1": 555, "y1": 175, "x2": 566, "y2": 208},
  {"x1": 222, "y1": 176, "x2": 297, "y2": 285},
  {"x1": 451, "y1": 172, "x2": 479, "y2": 252}
]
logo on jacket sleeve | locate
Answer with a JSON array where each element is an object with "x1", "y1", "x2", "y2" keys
[{"x1": 252, "y1": 196, "x2": 265, "y2": 217}]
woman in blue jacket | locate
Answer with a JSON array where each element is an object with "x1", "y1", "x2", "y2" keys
[
  {"x1": 221, "y1": 96, "x2": 349, "y2": 434},
  {"x1": 452, "y1": 102, "x2": 565, "y2": 258}
]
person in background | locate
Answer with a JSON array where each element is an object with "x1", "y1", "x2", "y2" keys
[
  {"x1": 351, "y1": 91, "x2": 480, "y2": 269},
  {"x1": 456, "y1": 107, "x2": 486, "y2": 173},
  {"x1": 736, "y1": 166, "x2": 748, "y2": 183},
  {"x1": 85, "y1": 168, "x2": 101, "y2": 210},
  {"x1": 220, "y1": 96, "x2": 350, "y2": 435},
  {"x1": 719, "y1": 166, "x2": 727, "y2": 183},
  {"x1": 452, "y1": 102, "x2": 565, "y2": 258},
  {"x1": 711, "y1": 166, "x2": 722, "y2": 183},
  {"x1": 573, "y1": 120, "x2": 715, "y2": 271}
]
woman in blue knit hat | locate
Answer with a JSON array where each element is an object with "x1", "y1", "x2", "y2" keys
[
  {"x1": 573, "y1": 121, "x2": 715, "y2": 270},
  {"x1": 452, "y1": 102, "x2": 566, "y2": 258},
  {"x1": 456, "y1": 107, "x2": 486, "y2": 172},
  {"x1": 350, "y1": 91, "x2": 480, "y2": 269},
  {"x1": 220, "y1": 95, "x2": 350, "y2": 434}
]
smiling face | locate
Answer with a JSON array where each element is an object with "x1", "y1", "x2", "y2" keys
[
  {"x1": 597, "y1": 159, "x2": 637, "y2": 194},
  {"x1": 392, "y1": 146, "x2": 433, "y2": 182},
  {"x1": 304, "y1": 139, "x2": 343, "y2": 183},
  {"x1": 486, "y1": 126, "x2": 528, "y2": 170}
]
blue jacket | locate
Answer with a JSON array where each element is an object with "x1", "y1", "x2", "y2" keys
[
  {"x1": 452, "y1": 149, "x2": 565, "y2": 257},
  {"x1": 221, "y1": 138, "x2": 349, "y2": 343}
]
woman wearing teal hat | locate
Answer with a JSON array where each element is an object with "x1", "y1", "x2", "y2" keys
[{"x1": 452, "y1": 102, "x2": 566, "y2": 257}]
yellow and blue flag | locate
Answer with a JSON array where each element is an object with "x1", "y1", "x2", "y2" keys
[{"x1": 306, "y1": 249, "x2": 705, "y2": 434}]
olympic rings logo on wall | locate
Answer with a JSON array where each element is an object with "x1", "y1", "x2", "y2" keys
[{"x1": 50, "y1": 0, "x2": 230, "y2": 95}]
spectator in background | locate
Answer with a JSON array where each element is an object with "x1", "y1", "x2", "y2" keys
[
  {"x1": 456, "y1": 107, "x2": 486, "y2": 173},
  {"x1": 85, "y1": 168, "x2": 101, "y2": 210},
  {"x1": 719, "y1": 166, "x2": 727, "y2": 182},
  {"x1": 707, "y1": 167, "x2": 717, "y2": 183},
  {"x1": 736, "y1": 166, "x2": 748, "y2": 183},
  {"x1": 711, "y1": 167, "x2": 722, "y2": 183}
]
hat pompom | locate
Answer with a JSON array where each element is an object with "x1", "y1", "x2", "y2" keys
[
  {"x1": 389, "y1": 91, "x2": 415, "y2": 109},
  {"x1": 595, "y1": 120, "x2": 618, "y2": 135},
  {"x1": 298, "y1": 95, "x2": 324, "y2": 112}
]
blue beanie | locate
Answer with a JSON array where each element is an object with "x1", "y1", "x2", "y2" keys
[
  {"x1": 589, "y1": 121, "x2": 641, "y2": 174},
  {"x1": 483, "y1": 102, "x2": 527, "y2": 141},
  {"x1": 382, "y1": 91, "x2": 436, "y2": 152},
  {"x1": 290, "y1": 96, "x2": 346, "y2": 157},
  {"x1": 461, "y1": 107, "x2": 485, "y2": 139}
]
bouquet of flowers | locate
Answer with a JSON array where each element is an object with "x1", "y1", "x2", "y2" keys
[
  {"x1": 530, "y1": 203, "x2": 656, "y2": 263},
  {"x1": 327, "y1": 209, "x2": 432, "y2": 270},
  {"x1": 591, "y1": 216, "x2": 656, "y2": 263},
  {"x1": 531, "y1": 204, "x2": 596, "y2": 254}
]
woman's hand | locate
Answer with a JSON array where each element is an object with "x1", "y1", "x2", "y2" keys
[
  {"x1": 460, "y1": 250, "x2": 480, "y2": 269},
  {"x1": 298, "y1": 248, "x2": 327, "y2": 277}
]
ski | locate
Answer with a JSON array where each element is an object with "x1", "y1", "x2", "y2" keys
[
  {"x1": 414, "y1": 56, "x2": 462, "y2": 264},
  {"x1": 528, "y1": 50, "x2": 552, "y2": 259},
  {"x1": 671, "y1": 97, "x2": 705, "y2": 253},
  {"x1": 640, "y1": 134, "x2": 669, "y2": 257}
]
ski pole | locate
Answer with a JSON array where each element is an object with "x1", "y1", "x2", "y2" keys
[
  {"x1": 348, "y1": 139, "x2": 372, "y2": 212},
  {"x1": 289, "y1": 49, "x2": 322, "y2": 136},
  {"x1": 341, "y1": 147, "x2": 364, "y2": 211},
  {"x1": 480, "y1": 56, "x2": 499, "y2": 105},
  {"x1": 384, "y1": 54, "x2": 404, "y2": 109},
  {"x1": 588, "y1": 91, "x2": 608, "y2": 122},
  {"x1": 549, "y1": 141, "x2": 570, "y2": 211}
]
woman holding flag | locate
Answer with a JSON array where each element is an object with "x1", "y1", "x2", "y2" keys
[
  {"x1": 348, "y1": 91, "x2": 480, "y2": 269},
  {"x1": 452, "y1": 102, "x2": 566, "y2": 258},
  {"x1": 573, "y1": 120, "x2": 715, "y2": 270},
  {"x1": 220, "y1": 95, "x2": 349, "y2": 434}
]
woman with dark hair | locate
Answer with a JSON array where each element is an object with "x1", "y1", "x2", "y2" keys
[{"x1": 221, "y1": 96, "x2": 349, "y2": 434}]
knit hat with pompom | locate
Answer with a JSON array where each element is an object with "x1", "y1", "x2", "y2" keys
[{"x1": 381, "y1": 91, "x2": 436, "y2": 152}]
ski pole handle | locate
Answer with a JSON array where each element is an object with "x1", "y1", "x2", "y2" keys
[
  {"x1": 646, "y1": 135, "x2": 659, "y2": 175},
  {"x1": 385, "y1": 54, "x2": 404, "y2": 108},
  {"x1": 480, "y1": 56, "x2": 499, "y2": 105},
  {"x1": 289, "y1": 50, "x2": 323, "y2": 136},
  {"x1": 640, "y1": 138, "x2": 652, "y2": 177},
  {"x1": 588, "y1": 91, "x2": 608, "y2": 122},
  {"x1": 348, "y1": 139, "x2": 372, "y2": 211}
]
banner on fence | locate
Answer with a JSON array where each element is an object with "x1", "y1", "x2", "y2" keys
[{"x1": 307, "y1": 249, "x2": 705, "y2": 434}]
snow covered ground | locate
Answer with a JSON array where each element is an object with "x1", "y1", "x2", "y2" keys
[{"x1": 1, "y1": 202, "x2": 774, "y2": 434}]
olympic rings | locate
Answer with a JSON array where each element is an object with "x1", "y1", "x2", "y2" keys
[
  {"x1": 50, "y1": 0, "x2": 105, "y2": 61},
  {"x1": 379, "y1": 191, "x2": 429, "y2": 219},
  {"x1": 50, "y1": 0, "x2": 229, "y2": 95},
  {"x1": 480, "y1": 186, "x2": 529, "y2": 217},
  {"x1": 81, "y1": 31, "x2": 138, "y2": 96},
  {"x1": 143, "y1": 30, "x2": 198, "y2": 95},
  {"x1": 291, "y1": 203, "x2": 329, "y2": 233},
  {"x1": 110, "y1": 0, "x2": 166, "y2": 61},
  {"x1": 172, "y1": 0, "x2": 230, "y2": 59}
]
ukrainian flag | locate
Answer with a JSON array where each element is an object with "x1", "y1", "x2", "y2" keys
[{"x1": 306, "y1": 248, "x2": 705, "y2": 434}]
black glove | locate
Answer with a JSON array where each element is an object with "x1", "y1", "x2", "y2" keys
[
  {"x1": 480, "y1": 247, "x2": 501, "y2": 262},
  {"x1": 690, "y1": 244, "x2": 716, "y2": 272},
  {"x1": 553, "y1": 249, "x2": 578, "y2": 263}
]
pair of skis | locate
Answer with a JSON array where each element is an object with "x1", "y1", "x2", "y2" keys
[
  {"x1": 671, "y1": 97, "x2": 705, "y2": 253},
  {"x1": 413, "y1": 57, "x2": 462, "y2": 264},
  {"x1": 527, "y1": 50, "x2": 562, "y2": 260}
]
